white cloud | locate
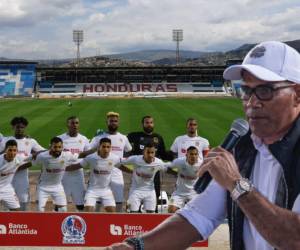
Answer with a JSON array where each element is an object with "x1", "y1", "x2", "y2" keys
[{"x1": 0, "y1": 0, "x2": 299, "y2": 59}]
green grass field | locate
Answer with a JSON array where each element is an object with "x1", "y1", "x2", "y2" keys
[{"x1": 0, "y1": 97, "x2": 244, "y2": 148}]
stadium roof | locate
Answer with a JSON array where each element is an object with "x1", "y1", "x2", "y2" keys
[{"x1": 0, "y1": 60, "x2": 38, "y2": 64}]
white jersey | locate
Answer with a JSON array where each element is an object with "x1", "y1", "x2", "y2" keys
[
  {"x1": 168, "y1": 157, "x2": 201, "y2": 194},
  {"x1": 0, "y1": 136, "x2": 45, "y2": 188},
  {"x1": 81, "y1": 152, "x2": 120, "y2": 189},
  {"x1": 0, "y1": 136, "x2": 45, "y2": 160},
  {"x1": 90, "y1": 132, "x2": 132, "y2": 158},
  {"x1": 171, "y1": 134, "x2": 209, "y2": 160},
  {"x1": 121, "y1": 155, "x2": 168, "y2": 191},
  {"x1": 58, "y1": 133, "x2": 90, "y2": 161},
  {"x1": 34, "y1": 151, "x2": 78, "y2": 186},
  {"x1": 0, "y1": 155, "x2": 24, "y2": 188},
  {"x1": 58, "y1": 132, "x2": 90, "y2": 173}
]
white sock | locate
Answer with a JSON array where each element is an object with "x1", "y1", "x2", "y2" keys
[
  {"x1": 38, "y1": 206, "x2": 45, "y2": 212},
  {"x1": 57, "y1": 206, "x2": 67, "y2": 212}
]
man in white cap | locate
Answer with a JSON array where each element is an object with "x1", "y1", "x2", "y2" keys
[{"x1": 106, "y1": 41, "x2": 300, "y2": 250}]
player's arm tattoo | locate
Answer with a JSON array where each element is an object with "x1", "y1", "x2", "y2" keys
[
  {"x1": 119, "y1": 164, "x2": 133, "y2": 174},
  {"x1": 17, "y1": 162, "x2": 32, "y2": 171},
  {"x1": 78, "y1": 148, "x2": 96, "y2": 158},
  {"x1": 65, "y1": 163, "x2": 82, "y2": 171}
]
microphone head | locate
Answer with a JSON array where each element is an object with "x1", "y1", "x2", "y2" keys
[{"x1": 231, "y1": 118, "x2": 249, "y2": 136}]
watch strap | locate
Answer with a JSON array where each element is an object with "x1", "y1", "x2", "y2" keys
[{"x1": 124, "y1": 237, "x2": 145, "y2": 250}]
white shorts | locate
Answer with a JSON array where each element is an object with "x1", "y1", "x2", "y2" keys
[
  {"x1": 0, "y1": 184, "x2": 20, "y2": 210},
  {"x1": 12, "y1": 169, "x2": 29, "y2": 203},
  {"x1": 84, "y1": 188, "x2": 115, "y2": 207},
  {"x1": 37, "y1": 184, "x2": 67, "y2": 211},
  {"x1": 169, "y1": 191, "x2": 197, "y2": 209},
  {"x1": 62, "y1": 169, "x2": 86, "y2": 205},
  {"x1": 128, "y1": 189, "x2": 156, "y2": 212},
  {"x1": 110, "y1": 168, "x2": 124, "y2": 203}
]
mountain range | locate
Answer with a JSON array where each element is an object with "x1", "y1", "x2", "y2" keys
[{"x1": 2, "y1": 39, "x2": 300, "y2": 66}]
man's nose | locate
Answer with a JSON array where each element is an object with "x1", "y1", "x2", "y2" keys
[{"x1": 245, "y1": 93, "x2": 262, "y2": 108}]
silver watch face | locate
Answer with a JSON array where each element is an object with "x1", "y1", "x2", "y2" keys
[
  {"x1": 239, "y1": 179, "x2": 251, "y2": 191},
  {"x1": 231, "y1": 178, "x2": 252, "y2": 201}
]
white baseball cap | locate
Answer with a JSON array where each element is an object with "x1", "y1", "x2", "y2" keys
[{"x1": 223, "y1": 41, "x2": 300, "y2": 83}]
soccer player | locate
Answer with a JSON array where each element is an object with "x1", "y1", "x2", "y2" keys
[
  {"x1": 0, "y1": 117, "x2": 45, "y2": 211},
  {"x1": 127, "y1": 115, "x2": 172, "y2": 212},
  {"x1": 0, "y1": 140, "x2": 32, "y2": 211},
  {"x1": 167, "y1": 146, "x2": 201, "y2": 213},
  {"x1": 66, "y1": 138, "x2": 121, "y2": 212},
  {"x1": 33, "y1": 137, "x2": 78, "y2": 212},
  {"x1": 170, "y1": 118, "x2": 210, "y2": 161},
  {"x1": 88, "y1": 111, "x2": 132, "y2": 212},
  {"x1": 121, "y1": 143, "x2": 169, "y2": 213},
  {"x1": 58, "y1": 116, "x2": 90, "y2": 211}
]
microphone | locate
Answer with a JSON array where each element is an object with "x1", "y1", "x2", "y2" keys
[{"x1": 194, "y1": 118, "x2": 249, "y2": 193}]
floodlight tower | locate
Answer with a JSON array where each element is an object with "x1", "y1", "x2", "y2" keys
[
  {"x1": 73, "y1": 30, "x2": 84, "y2": 67},
  {"x1": 172, "y1": 29, "x2": 183, "y2": 65}
]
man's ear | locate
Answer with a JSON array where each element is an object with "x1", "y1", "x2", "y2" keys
[{"x1": 294, "y1": 84, "x2": 300, "y2": 105}]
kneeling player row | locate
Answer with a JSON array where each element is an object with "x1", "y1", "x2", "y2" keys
[{"x1": 0, "y1": 137, "x2": 202, "y2": 213}]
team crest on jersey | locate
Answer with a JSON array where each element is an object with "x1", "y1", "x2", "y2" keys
[
  {"x1": 61, "y1": 215, "x2": 87, "y2": 244},
  {"x1": 79, "y1": 140, "x2": 82, "y2": 144},
  {"x1": 153, "y1": 137, "x2": 158, "y2": 144},
  {"x1": 195, "y1": 141, "x2": 200, "y2": 146},
  {"x1": 119, "y1": 138, "x2": 123, "y2": 143},
  {"x1": 25, "y1": 141, "x2": 29, "y2": 146},
  {"x1": 108, "y1": 161, "x2": 113, "y2": 166},
  {"x1": 60, "y1": 160, "x2": 65, "y2": 164}
]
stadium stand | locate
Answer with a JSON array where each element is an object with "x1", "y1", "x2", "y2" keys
[
  {"x1": 0, "y1": 62, "x2": 232, "y2": 97},
  {"x1": 35, "y1": 66, "x2": 229, "y2": 97},
  {"x1": 0, "y1": 61, "x2": 37, "y2": 97}
]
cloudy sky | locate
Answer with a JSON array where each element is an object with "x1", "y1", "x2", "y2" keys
[{"x1": 0, "y1": 0, "x2": 299, "y2": 59}]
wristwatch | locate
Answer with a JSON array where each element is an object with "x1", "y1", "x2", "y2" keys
[{"x1": 231, "y1": 178, "x2": 253, "y2": 201}]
